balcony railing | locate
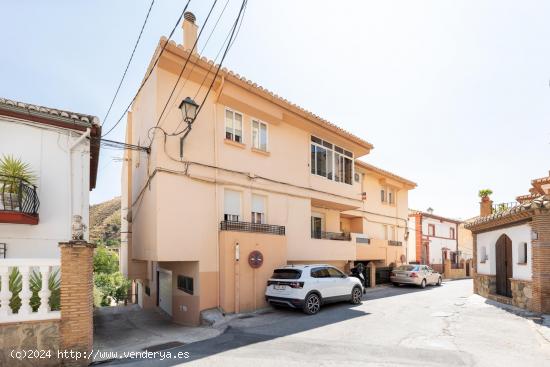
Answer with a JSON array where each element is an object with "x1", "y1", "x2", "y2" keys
[
  {"x1": 492, "y1": 202, "x2": 519, "y2": 213},
  {"x1": 0, "y1": 258, "x2": 61, "y2": 323},
  {"x1": 388, "y1": 240, "x2": 403, "y2": 246},
  {"x1": 311, "y1": 230, "x2": 351, "y2": 241},
  {"x1": 0, "y1": 175, "x2": 40, "y2": 216},
  {"x1": 220, "y1": 220, "x2": 285, "y2": 236}
]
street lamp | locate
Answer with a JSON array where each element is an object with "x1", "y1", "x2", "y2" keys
[{"x1": 178, "y1": 97, "x2": 199, "y2": 123}]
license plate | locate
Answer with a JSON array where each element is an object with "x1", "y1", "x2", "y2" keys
[{"x1": 274, "y1": 284, "x2": 286, "y2": 290}]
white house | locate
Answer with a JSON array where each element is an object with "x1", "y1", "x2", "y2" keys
[
  {"x1": 0, "y1": 97, "x2": 100, "y2": 258},
  {"x1": 408, "y1": 209, "x2": 460, "y2": 271}
]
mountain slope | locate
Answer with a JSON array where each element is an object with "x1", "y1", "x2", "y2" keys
[{"x1": 89, "y1": 196, "x2": 121, "y2": 245}]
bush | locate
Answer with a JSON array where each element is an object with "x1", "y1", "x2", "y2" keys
[
  {"x1": 94, "y1": 272, "x2": 130, "y2": 305},
  {"x1": 93, "y1": 245, "x2": 119, "y2": 274}
]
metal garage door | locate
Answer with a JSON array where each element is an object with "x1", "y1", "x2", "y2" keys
[{"x1": 158, "y1": 269, "x2": 172, "y2": 316}]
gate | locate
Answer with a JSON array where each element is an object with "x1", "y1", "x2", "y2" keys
[{"x1": 364, "y1": 266, "x2": 393, "y2": 287}]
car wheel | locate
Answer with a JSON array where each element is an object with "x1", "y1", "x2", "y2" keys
[
  {"x1": 436, "y1": 277, "x2": 442, "y2": 286},
  {"x1": 392, "y1": 282, "x2": 400, "y2": 287},
  {"x1": 350, "y1": 287, "x2": 362, "y2": 305},
  {"x1": 420, "y1": 279, "x2": 426, "y2": 288},
  {"x1": 303, "y1": 293, "x2": 321, "y2": 315}
]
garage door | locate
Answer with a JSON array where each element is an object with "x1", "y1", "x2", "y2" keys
[{"x1": 158, "y1": 270, "x2": 172, "y2": 316}]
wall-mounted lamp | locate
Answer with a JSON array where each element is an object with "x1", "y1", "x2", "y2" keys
[{"x1": 179, "y1": 97, "x2": 199, "y2": 123}]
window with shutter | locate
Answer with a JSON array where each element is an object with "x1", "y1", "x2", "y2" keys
[{"x1": 224, "y1": 190, "x2": 241, "y2": 221}]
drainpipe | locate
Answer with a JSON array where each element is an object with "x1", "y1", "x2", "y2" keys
[{"x1": 68, "y1": 128, "x2": 91, "y2": 239}]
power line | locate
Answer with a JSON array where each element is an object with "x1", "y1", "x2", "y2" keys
[
  {"x1": 172, "y1": 0, "x2": 248, "y2": 138},
  {"x1": 90, "y1": 137, "x2": 149, "y2": 153},
  {"x1": 150, "y1": 0, "x2": 219, "y2": 142},
  {"x1": 102, "y1": 0, "x2": 155, "y2": 126},
  {"x1": 101, "y1": 0, "x2": 191, "y2": 138}
]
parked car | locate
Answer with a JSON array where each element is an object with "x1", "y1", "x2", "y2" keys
[
  {"x1": 265, "y1": 264, "x2": 363, "y2": 315},
  {"x1": 390, "y1": 264, "x2": 442, "y2": 288}
]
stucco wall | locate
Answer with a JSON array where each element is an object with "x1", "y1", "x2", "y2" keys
[
  {"x1": 0, "y1": 118, "x2": 90, "y2": 258},
  {"x1": 422, "y1": 217, "x2": 458, "y2": 264},
  {"x1": 476, "y1": 223, "x2": 532, "y2": 280}
]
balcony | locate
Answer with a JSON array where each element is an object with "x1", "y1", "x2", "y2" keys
[
  {"x1": 311, "y1": 230, "x2": 351, "y2": 241},
  {"x1": 388, "y1": 240, "x2": 403, "y2": 246},
  {"x1": 0, "y1": 175, "x2": 39, "y2": 225},
  {"x1": 220, "y1": 220, "x2": 285, "y2": 236}
]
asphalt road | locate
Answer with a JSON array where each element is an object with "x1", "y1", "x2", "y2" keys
[{"x1": 105, "y1": 279, "x2": 550, "y2": 366}]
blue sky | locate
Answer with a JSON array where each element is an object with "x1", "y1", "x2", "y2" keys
[{"x1": 1, "y1": 0, "x2": 549, "y2": 219}]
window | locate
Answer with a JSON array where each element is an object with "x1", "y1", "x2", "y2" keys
[
  {"x1": 310, "y1": 136, "x2": 353, "y2": 184},
  {"x1": 251, "y1": 194, "x2": 266, "y2": 224},
  {"x1": 518, "y1": 242, "x2": 528, "y2": 264},
  {"x1": 381, "y1": 188, "x2": 386, "y2": 202},
  {"x1": 310, "y1": 267, "x2": 330, "y2": 278},
  {"x1": 388, "y1": 189, "x2": 395, "y2": 205},
  {"x1": 327, "y1": 267, "x2": 345, "y2": 278},
  {"x1": 225, "y1": 109, "x2": 243, "y2": 143},
  {"x1": 428, "y1": 224, "x2": 435, "y2": 236},
  {"x1": 311, "y1": 212, "x2": 325, "y2": 238},
  {"x1": 177, "y1": 275, "x2": 193, "y2": 295},
  {"x1": 449, "y1": 227, "x2": 455, "y2": 239},
  {"x1": 480, "y1": 246, "x2": 487, "y2": 263},
  {"x1": 224, "y1": 189, "x2": 241, "y2": 221},
  {"x1": 271, "y1": 269, "x2": 302, "y2": 279},
  {"x1": 252, "y1": 120, "x2": 268, "y2": 151}
]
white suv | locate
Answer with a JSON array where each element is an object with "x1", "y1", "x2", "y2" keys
[{"x1": 265, "y1": 264, "x2": 363, "y2": 315}]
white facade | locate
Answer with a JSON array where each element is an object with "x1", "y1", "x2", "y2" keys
[
  {"x1": 476, "y1": 223, "x2": 532, "y2": 281},
  {"x1": 407, "y1": 216, "x2": 417, "y2": 263},
  {"x1": 422, "y1": 217, "x2": 458, "y2": 264},
  {"x1": 0, "y1": 117, "x2": 91, "y2": 258}
]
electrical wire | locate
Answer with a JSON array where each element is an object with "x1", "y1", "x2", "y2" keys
[
  {"x1": 148, "y1": 0, "x2": 219, "y2": 148},
  {"x1": 102, "y1": 0, "x2": 155, "y2": 126},
  {"x1": 101, "y1": 0, "x2": 191, "y2": 138},
  {"x1": 170, "y1": 0, "x2": 248, "y2": 137}
]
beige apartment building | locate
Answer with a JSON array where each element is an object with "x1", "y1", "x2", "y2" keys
[{"x1": 121, "y1": 13, "x2": 415, "y2": 325}]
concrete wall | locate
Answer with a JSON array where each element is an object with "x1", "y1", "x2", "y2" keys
[
  {"x1": 476, "y1": 223, "x2": 532, "y2": 280},
  {"x1": 0, "y1": 118, "x2": 90, "y2": 258}
]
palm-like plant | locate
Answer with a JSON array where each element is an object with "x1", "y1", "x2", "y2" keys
[
  {"x1": 0, "y1": 154, "x2": 36, "y2": 191},
  {"x1": 2, "y1": 267, "x2": 61, "y2": 313}
]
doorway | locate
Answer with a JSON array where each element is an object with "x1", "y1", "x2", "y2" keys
[
  {"x1": 495, "y1": 234, "x2": 513, "y2": 297},
  {"x1": 157, "y1": 268, "x2": 173, "y2": 316}
]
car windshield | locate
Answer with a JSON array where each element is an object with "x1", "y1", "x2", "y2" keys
[
  {"x1": 271, "y1": 269, "x2": 302, "y2": 279},
  {"x1": 396, "y1": 265, "x2": 418, "y2": 271}
]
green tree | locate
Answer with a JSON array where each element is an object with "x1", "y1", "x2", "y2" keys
[
  {"x1": 93, "y1": 245, "x2": 119, "y2": 274},
  {"x1": 94, "y1": 272, "x2": 130, "y2": 305}
]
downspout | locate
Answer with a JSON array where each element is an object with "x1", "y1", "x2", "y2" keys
[{"x1": 68, "y1": 128, "x2": 91, "y2": 239}]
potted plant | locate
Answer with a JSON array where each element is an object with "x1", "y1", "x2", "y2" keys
[
  {"x1": 478, "y1": 189, "x2": 493, "y2": 202},
  {"x1": 0, "y1": 154, "x2": 36, "y2": 211}
]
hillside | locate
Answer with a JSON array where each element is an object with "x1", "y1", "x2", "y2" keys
[{"x1": 89, "y1": 196, "x2": 121, "y2": 246}]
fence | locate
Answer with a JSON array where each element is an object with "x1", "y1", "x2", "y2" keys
[
  {"x1": 364, "y1": 266, "x2": 393, "y2": 287},
  {"x1": 0, "y1": 258, "x2": 61, "y2": 323}
]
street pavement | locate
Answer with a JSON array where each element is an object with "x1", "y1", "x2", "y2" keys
[{"x1": 104, "y1": 279, "x2": 550, "y2": 366}]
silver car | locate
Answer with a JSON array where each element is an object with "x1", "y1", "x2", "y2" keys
[{"x1": 390, "y1": 264, "x2": 442, "y2": 288}]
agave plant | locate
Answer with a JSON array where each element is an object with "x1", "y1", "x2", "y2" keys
[
  {"x1": 0, "y1": 154, "x2": 36, "y2": 193},
  {"x1": 1, "y1": 267, "x2": 61, "y2": 313}
]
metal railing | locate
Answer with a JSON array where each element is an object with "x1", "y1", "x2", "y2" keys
[
  {"x1": 220, "y1": 220, "x2": 285, "y2": 235},
  {"x1": 311, "y1": 230, "x2": 351, "y2": 241},
  {"x1": 0, "y1": 175, "x2": 39, "y2": 215},
  {"x1": 492, "y1": 202, "x2": 518, "y2": 213},
  {"x1": 388, "y1": 240, "x2": 403, "y2": 246}
]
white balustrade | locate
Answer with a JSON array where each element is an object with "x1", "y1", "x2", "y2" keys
[{"x1": 0, "y1": 259, "x2": 61, "y2": 323}]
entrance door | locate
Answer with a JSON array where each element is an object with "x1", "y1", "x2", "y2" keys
[
  {"x1": 495, "y1": 235, "x2": 513, "y2": 297},
  {"x1": 158, "y1": 269, "x2": 173, "y2": 316}
]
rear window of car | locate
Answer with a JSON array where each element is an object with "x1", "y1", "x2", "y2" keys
[
  {"x1": 271, "y1": 269, "x2": 302, "y2": 279},
  {"x1": 396, "y1": 265, "x2": 418, "y2": 271}
]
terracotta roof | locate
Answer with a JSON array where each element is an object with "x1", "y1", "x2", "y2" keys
[
  {"x1": 465, "y1": 195, "x2": 550, "y2": 229},
  {"x1": 516, "y1": 193, "x2": 538, "y2": 203},
  {"x1": 408, "y1": 209, "x2": 462, "y2": 224},
  {"x1": 0, "y1": 97, "x2": 101, "y2": 190},
  {"x1": 148, "y1": 38, "x2": 374, "y2": 152},
  {"x1": 0, "y1": 97, "x2": 99, "y2": 126},
  {"x1": 355, "y1": 160, "x2": 416, "y2": 188}
]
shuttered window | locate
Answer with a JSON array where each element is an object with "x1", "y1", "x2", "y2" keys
[
  {"x1": 251, "y1": 194, "x2": 266, "y2": 224},
  {"x1": 224, "y1": 190, "x2": 241, "y2": 221}
]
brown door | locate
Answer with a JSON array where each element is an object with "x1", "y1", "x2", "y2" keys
[{"x1": 495, "y1": 235, "x2": 513, "y2": 297}]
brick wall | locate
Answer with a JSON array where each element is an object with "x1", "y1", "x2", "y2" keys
[
  {"x1": 530, "y1": 211, "x2": 550, "y2": 313},
  {"x1": 59, "y1": 241, "x2": 95, "y2": 366}
]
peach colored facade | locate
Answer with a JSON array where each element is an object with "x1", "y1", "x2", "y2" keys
[{"x1": 121, "y1": 14, "x2": 416, "y2": 325}]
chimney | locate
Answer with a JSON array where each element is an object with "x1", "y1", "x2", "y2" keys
[
  {"x1": 480, "y1": 196, "x2": 493, "y2": 217},
  {"x1": 182, "y1": 12, "x2": 198, "y2": 54}
]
